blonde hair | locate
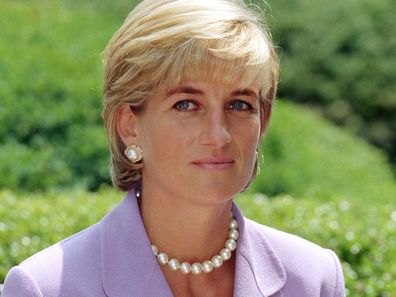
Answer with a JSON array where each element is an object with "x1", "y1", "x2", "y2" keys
[{"x1": 102, "y1": 0, "x2": 279, "y2": 191}]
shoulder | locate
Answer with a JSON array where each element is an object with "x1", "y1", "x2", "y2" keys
[
  {"x1": 244, "y1": 218, "x2": 345, "y2": 296},
  {"x1": 2, "y1": 221, "x2": 103, "y2": 297},
  {"x1": 246, "y1": 218, "x2": 332, "y2": 261}
]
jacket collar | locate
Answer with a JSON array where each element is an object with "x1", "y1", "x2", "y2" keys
[
  {"x1": 100, "y1": 190, "x2": 286, "y2": 297},
  {"x1": 100, "y1": 189, "x2": 173, "y2": 297},
  {"x1": 232, "y1": 203, "x2": 286, "y2": 296}
]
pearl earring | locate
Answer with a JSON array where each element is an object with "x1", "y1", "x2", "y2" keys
[
  {"x1": 124, "y1": 145, "x2": 143, "y2": 163},
  {"x1": 255, "y1": 150, "x2": 261, "y2": 175}
]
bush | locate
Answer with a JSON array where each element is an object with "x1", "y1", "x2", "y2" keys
[
  {"x1": 237, "y1": 193, "x2": 396, "y2": 297},
  {"x1": 250, "y1": 101, "x2": 396, "y2": 203},
  {"x1": 0, "y1": 189, "x2": 395, "y2": 296},
  {"x1": 0, "y1": 1, "x2": 116, "y2": 190},
  {"x1": 264, "y1": 0, "x2": 396, "y2": 166}
]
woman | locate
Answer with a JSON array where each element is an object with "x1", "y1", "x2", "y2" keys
[{"x1": 3, "y1": 0, "x2": 345, "y2": 296}]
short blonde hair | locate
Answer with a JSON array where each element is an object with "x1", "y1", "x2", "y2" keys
[{"x1": 102, "y1": 0, "x2": 279, "y2": 191}]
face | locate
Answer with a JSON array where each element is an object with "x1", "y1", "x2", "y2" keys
[{"x1": 134, "y1": 80, "x2": 262, "y2": 205}]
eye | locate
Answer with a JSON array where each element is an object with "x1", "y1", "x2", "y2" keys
[
  {"x1": 228, "y1": 100, "x2": 253, "y2": 111},
  {"x1": 173, "y1": 100, "x2": 198, "y2": 111}
]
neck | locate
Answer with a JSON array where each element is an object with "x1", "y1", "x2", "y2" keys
[{"x1": 138, "y1": 185, "x2": 234, "y2": 262}]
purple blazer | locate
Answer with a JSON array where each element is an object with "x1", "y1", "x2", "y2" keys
[{"x1": 3, "y1": 190, "x2": 345, "y2": 296}]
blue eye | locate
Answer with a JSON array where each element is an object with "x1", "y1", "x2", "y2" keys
[
  {"x1": 229, "y1": 100, "x2": 252, "y2": 111},
  {"x1": 174, "y1": 100, "x2": 198, "y2": 111}
]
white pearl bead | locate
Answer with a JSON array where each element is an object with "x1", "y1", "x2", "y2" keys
[
  {"x1": 225, "y1": 239, "x2": 237, "y2": 251},
  {"x1": 211, "y1": 255, "x2": 223, "y2": 268},
  {"x1": 228, "y1": 229, "x2": 239, "y2": 240},
  {"x1": 180, "y1": 262, "x2": 191, "y2": 274},
  {"x1": 220, "y1": 248, "x2": 232, "y2": 261},
  {"x1": 202, "y1": 260, "x2": 214, "y2": 273},
  {"x1": 151, "y1": 245, "x2": 158, "y2": 255},
  {"x1": 157, "y1": 252, "x2": 169, "y2": 265},
  {"x1": 127, "y1": 149, "x2": 138, "y2": 159},
  {"x1": 230, "y1": 219, "x2": 238, "y2": 229},
  {"x1": 168, "y1": 258, "x2": 180, "y2": 271},
  {"x1": 191, "y1": 263, "x2": 202, "y2": 275}
]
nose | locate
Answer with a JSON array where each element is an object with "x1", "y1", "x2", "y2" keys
[{"x1": 199, "y1": 111, "x2": 232, "y2": 148}]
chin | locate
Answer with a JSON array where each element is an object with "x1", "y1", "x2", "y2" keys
[{"x1": 196, "y1": 186, "x2": 242, "y2": 205}]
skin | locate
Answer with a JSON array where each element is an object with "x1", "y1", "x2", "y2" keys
[{"x1": 117, "y1": 79, "x2": 263, "y2": 297}]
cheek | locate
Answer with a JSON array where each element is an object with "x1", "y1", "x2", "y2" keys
[
  {"x1": 141, "y1": 120, "x2": 191, "y2": 164},
  {"x1": 233, "y1": 120, "x2": 261, "y2": 150},
  {"x1": 234, "y1": 121, "x2": 261, "y2": 174}
]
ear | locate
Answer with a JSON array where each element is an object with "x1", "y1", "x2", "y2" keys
[{"x1": 116, "y1": 104, "x2": 140, "y2": 147}]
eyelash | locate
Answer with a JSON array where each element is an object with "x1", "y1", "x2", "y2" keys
[
  {"x1": 173, "y1": 100, "x2": 199, "y2": 112},
  {"x1": 228, "y1": 100, "x2": 254, "y2": 111},
  {"x1": 173, "y1": 99, "x2": 254, "y2": 112}
]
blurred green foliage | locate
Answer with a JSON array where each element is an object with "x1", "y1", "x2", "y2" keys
[
  {"x1": 250, "y1": 101, "x2": 396, "y2": 202},
  {"x1": 0, "y1": 1, "x2": 117, "y2": 190},
  {"x1": 0, "y1": 189, "x2": 395, "y2": 296},
  {"x1": 237, "y1": 193, "x2": 396, "y2": 297},
  {"x1": 265, "y1": 0, "x2": 396, "y2": 167}
]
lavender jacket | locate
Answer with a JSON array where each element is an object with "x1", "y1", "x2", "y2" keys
[{"x1": 3, "y1": 190, "x2": 345, "y2": 297}]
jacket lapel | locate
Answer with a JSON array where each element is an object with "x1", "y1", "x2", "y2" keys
[
  {"x1": 232, "y1": 203, "x2": 287, "y2": 297},
  {"x1": 100, "y1": 190, "x2": 173, "y2": 297}
]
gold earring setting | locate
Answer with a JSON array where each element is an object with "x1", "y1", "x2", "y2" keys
[{"x1": 125, "y1": 145, "x2": 143, "y2": 163}]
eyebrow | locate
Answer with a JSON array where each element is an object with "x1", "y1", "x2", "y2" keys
[
  {"x1": 166, "y1": 86, "x2": 204, "y2": 96},
  {"x1": 167, "y1": 86, "x2": 258, "y2": 98},
  {"x1": 231, "y1": 89, "x2": 259, "y2": 99}
]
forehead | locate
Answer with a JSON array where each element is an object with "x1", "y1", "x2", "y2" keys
[{"x1": 165, "y1": 80, "x2": 260, "y2": 98}]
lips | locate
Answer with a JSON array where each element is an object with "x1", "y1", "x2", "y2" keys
[{"x1": 191, "y1": 157, "x2": 235, "y2": 170}]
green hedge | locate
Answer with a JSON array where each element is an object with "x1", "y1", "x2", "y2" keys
[
  {"x1": 250, "y1": 101, "x2": 396, "y2": 203},
  {"x1": 0, "y1": 1, "x2": 118, "y2": 191},
  {"x1": 265, "y1": 0, "x2": 396, "y2": 166},
  {"x1": 237, "y1": 193, "x2": 396, "y2": 297},
  {"x1": 0, "y1": 189, "x2": 395, "y2": 296}
]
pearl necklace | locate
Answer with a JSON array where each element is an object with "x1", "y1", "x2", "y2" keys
[{"x1": 151, "y1": 214, "x2": 239, "y2": 275}]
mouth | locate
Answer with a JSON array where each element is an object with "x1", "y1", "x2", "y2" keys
[{"x1": 191, "y1": 157, "x2": 235, "y2": 170}]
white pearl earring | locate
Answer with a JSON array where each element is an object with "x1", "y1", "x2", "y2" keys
[{"x1": 124, "y1": 145, "x2": 143, "y2": 163}]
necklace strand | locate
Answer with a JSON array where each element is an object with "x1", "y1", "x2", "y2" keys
[{"x1": 151, "y1": 214, "x2": 239, "y2": 275}]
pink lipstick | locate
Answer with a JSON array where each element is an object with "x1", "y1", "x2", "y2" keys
[{"x1": 191, "y1": 157, "x2": 234, "y2": 170}]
